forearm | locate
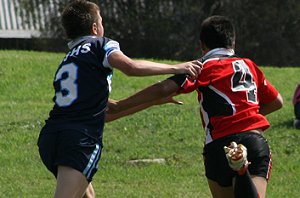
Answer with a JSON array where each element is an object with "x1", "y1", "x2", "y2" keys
[
  {"x1": 106, "y1": 100, "x2": 158, "y2": 122},
  {"x1": 113, "y1": 79, "x2": 179, "y2": 113},
  {"x1": 128, "y1": 60, "x2": 176, "y2": 76},
  {"x1": 108, "y1": 52, "x2": 201, "y2": 77},
  {"x1": 106, "y1": 91, "x2": 182, "y2": 122},
  {"x1": 106, "y1": 79, "x2": 181, "y2": 122},
  {"x1": 115, "y1": 83, "x2": 169, "y2": 112}
]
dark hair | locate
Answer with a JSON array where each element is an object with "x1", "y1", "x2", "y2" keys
[
  {"x1": 61, "y1": 0, "x2": 100, "y2": 39},
  {"x1": 199, "y1": 15, "x2": 235, "y2": 49}
]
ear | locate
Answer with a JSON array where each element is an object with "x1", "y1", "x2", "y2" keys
[
  {"x1": 200, "y1": 41, "x2": 208, "y2": 54},
  {"x1": 200, "y1": 41, "x2": 204, "y2": 51},
  {"x1": 232, "y1": 41, "x2": 236, "y2": 50},
  {"x1": 91, "y1": 23, "x2": 98, "y2": 35}
]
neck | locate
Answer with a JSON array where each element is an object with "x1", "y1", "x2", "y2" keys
[{"x1": 200, "y1": 48, "x2": 235, "y2": 62}]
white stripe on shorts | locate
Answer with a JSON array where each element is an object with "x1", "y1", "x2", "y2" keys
[{"x1": 83, "y1": 144, "x2": 100, "y2": 178}]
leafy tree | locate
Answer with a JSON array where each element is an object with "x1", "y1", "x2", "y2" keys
[{"x1": 19, "y1": 0, "x2": 300, "y2": 66}]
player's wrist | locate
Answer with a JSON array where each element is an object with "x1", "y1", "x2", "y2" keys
[
  {"x1": 107, "y1": 100, "x2": 122, "y2": 114},
  {"x1": 173, "y1": 64, "x2": 186, "y2": 75}
]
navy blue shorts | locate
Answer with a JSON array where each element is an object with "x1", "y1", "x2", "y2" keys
[
  {"x1": 37, "y1": 123, "x2": 103, "y2": 182},
  {"x1": 203, "y1": 132, "x2": 272, "y2": 187}
]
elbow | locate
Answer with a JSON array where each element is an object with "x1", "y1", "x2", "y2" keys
[
  {"x1": 153, "y1": 80, "x2": 177, "y2": 98},
  {"x1": 123, "y1": 61, "x2": 139, "y2": 76},
  {"x1": 114, "y1": 58, "x2": 138, "y2": 76},
  {"x1": 152, "y1": 84, "x2": 168, "y2": 98},
  {"x1": 259, "y1": 94, "x2": 283, "y2": 115},
  {"x1": 123, "y1": 67, "x2": 136, "y2": 76},
  {"x1": 276, "y1": 94, "x2": 284, "y2": 110},
  {"x1": 278, "y1": 101, "x2": 283, "y2": 110},
  {"x1": 267, "y1": 94, "x2": 283, "y2": 113}
]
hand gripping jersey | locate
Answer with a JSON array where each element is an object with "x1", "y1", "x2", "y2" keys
[
  {"x1": 170, "y1": 48, "x2": 279, "y2": 144},
  {"x1": 48, "y1": 36, "x2": 121, "y2": 125}
]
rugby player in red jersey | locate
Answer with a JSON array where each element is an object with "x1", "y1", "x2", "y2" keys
[{"x1": 107, "y1": 15, "x2": 283, "y2": 198}]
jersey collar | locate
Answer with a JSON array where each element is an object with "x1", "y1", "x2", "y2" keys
[
  {"x1": 67, "y1": 36, "x2": 97, "y2": 49},
  {"x1": 201, "y1": 48, "x2": 235, "y2": 62}
]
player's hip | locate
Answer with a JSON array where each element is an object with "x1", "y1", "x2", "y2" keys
[{"x1": 203, "y1": 131, "x2": 272, "y2": 186}]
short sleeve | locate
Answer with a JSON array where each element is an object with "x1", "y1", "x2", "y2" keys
[
  {"x1": 168, "y1": 74, "x2": 198, "y2": 94},
  {"x1": 102, "y1": 40, "x2": 122, "y2": 68},
  {"x1": 254, "y1": 64, "x2": 279, "y2": 104},
  {"x1": 258, "y1": 79, "x2": 279, "y2": 104}
]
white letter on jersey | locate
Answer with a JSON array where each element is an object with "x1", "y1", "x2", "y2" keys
[
  {"x1": 70, "y1": 45, "x2": 81, "y2": 57},
  {"x1": 81, "y1": 43, "x2": 91, "y2": 53}
]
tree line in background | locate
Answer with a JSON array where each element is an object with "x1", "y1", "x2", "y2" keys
[{"x1": 21, "y1": 0, "x2": 300, "y2": 66}]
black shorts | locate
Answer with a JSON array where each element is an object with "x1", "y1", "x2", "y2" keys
[
  {"x1": 37, "y1": 122, "x2": 103, "y2": 182},
  {"x1": 203, "y1": 132, "x2": 272, "y2": 187}
]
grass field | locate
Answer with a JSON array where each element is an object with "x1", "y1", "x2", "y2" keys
[{"x1": 0, "y1": 50, "x2": 299, "y2": 197}]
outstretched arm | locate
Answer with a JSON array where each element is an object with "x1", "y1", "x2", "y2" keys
[
  {"x1": 106, "y1": 94, "x2": 182, "y2": 122},
  {"x1": 106, "y1": 79, "x2": 180, "y2": 122},
  {"x1": 108, "y1": 52, "x2": 201, "y2": 78}
]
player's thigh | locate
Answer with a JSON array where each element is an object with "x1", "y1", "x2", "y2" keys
[
  {"x1": 38, "y1": 125, "x2": 59, "y2": 176},
  {"x1": 57, "y1": 128, "x2": 103, "y2": 182},
  {"x1": 251, "y1": 176, "x2": 267, "y2": 198},
  {"x1": 207, "y1": 179, "x2": 234, "y2": 198},
  {"x1": 241, "y1": 133, "x2": 272, "y2": 180},
  {"x1": 55, "y1": 165, "x2": 89, "y2": 198}
]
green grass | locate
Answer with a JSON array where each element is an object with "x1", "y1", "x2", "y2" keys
[{"x1": 0, "y1": 50, "x2": 299, "y2": 197}]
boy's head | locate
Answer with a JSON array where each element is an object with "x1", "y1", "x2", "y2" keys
[
  {"x1": 199, "y1": 15, "x2": 235, "y2": 52},
  {"x1": 62, "y1": 0, "x2": 103, "y2": 39}
]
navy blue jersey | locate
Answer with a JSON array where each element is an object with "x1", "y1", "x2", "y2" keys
[{"x1": 47, "y1": 36, "x2": 121, "y2": 124}]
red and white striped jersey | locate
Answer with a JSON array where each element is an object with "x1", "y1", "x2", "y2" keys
[{"x1": 170, "y1": 49, "x2": 279, "y2": 144}]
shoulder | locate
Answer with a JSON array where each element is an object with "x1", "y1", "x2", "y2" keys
[
  {"x1": 88, "y1": 36, "x2": 108, "y2": 48},
  {"x1": 241, "y1": 58, "x2": 257, "y2": 67},
  {"x1": 88, "y1": 37, "x2": 121, "y2": 51},
  {"x1": 241, "y1": 58, "x2": 265, "y2": 78},
  {"x1": 83, "y1": 36, "x2": 118, "y2": 48}
]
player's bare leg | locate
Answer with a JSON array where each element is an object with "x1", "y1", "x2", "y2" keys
[
  {"x1": 54, "y1": 166, "x2": 89, "y2": 198},
  {"x1": 251, "y1": 176, "x2": 267, "y2": 198},
  {"x1": 224, "y1": 142, "x2": 267, "y2": 198},
  {"x1": 83, "y1": 183, "x2": 95, "y2": 198}
]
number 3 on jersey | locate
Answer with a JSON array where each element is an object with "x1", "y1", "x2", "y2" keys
[
  {"x1": 231, "y1": 60, "x2": 257, "y2": 103},
  {"x1": 54, "y1": 63, "x2": 78, "y2": 107}
]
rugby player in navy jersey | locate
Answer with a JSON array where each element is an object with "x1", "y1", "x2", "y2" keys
[
  {"x1": 37, "y1": 0, "x2": 201, "y2": 197},
  {"x1": 107, "y1": 16, "x2": 283, "y2": 198}
]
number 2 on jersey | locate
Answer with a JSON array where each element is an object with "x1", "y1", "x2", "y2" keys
[
  {"x1": 54, "y1": 63, "x2": 78, "y2": 107},
  {"x1": 231, "y1": 60, "x2": 257, "y2": 103}
]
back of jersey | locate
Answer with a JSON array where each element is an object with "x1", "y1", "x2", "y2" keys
[
  {"x1": 48, "y1": 36, "x2": 115, "y2": 124},
  {"x1": 198, "y1": 57, "x2": 278, "y2": 142}
]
